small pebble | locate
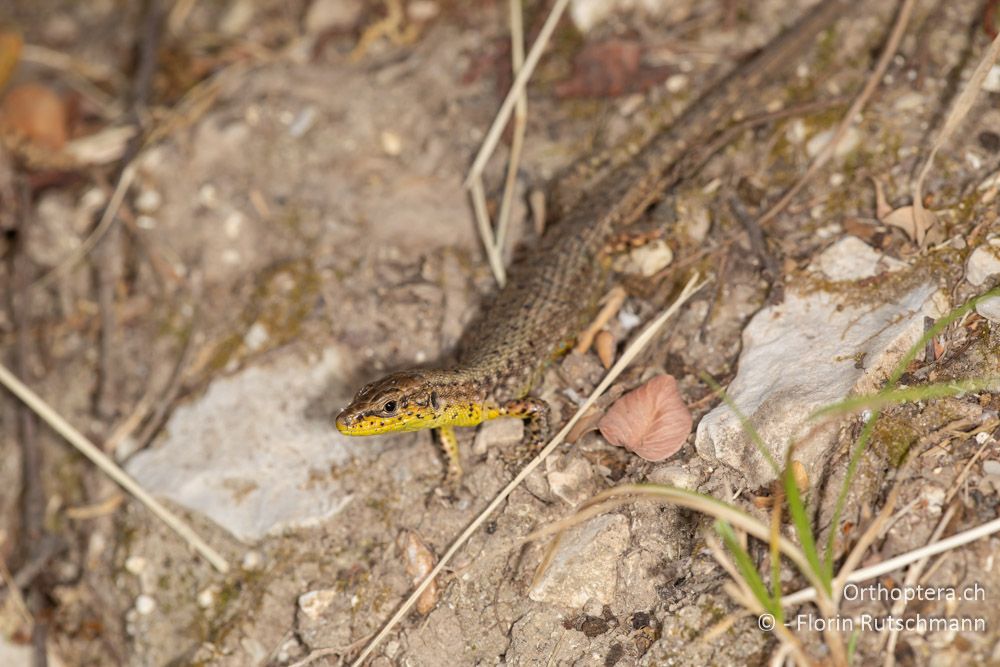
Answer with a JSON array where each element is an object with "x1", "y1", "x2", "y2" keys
[
  {"x1": 124, "y1": 556, "x2": 147, "y2": 575},
  {"x1": 983, "y1": 460, "x2": 1000, "y2": 476},
  {"x1": 135, "y1": 595, "x2": 156, "y2": 615},
  {"x1": 241, "y1": 550, "x2": 264, "y2": 571},
  {"x1": 197, "y1": 586, "x2": 218, "y2": 609},
  {"x1": 380, "y1": 130, "x2": 403, "y2": 156},
  {"x1": 135, "y1": 189, "x2": 162, "y2": 213}
]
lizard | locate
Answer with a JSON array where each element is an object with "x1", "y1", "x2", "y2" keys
[{"x1": 335, "y1": 0, "x2": 850, "y2": 488}]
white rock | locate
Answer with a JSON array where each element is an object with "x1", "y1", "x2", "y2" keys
[
  {"x1": 977, "y1": 297, "x2": 1000, "y2": 323},
  {"x1": 813, "y1": 235, "x2": 905, "y2": 281},
  {"x1": 304, "y1": 0, "x2": 362, "y2": 34},
  {"x1": 528, "y1": 514, "x2": 629, "y2": 608},
  {"x1": 135, "y1": 594, "x2": 156, "y2": 615},
  {"x1": 984, "y1": 64, "x2": 1000, "y2": 93},
  {"x1": 982, "y1": 460, "x2": 1000, "y2": 476},
  {"x1": 135, "y1": 188, "x2": 162, "y2": 213},
  {"x1": 472, "y1": 417, "x2": 523, "y2": 456},
  {"x1": 197, "y1": 586, "x2": 218, "y2": 609},
  {"x1": 298, "y1": 588, "x2": 338, "y2": 620},
  {"x1": 570, "y1": 0, "x2": 668, "y2": 33},
  {"x1": 966, "y1": 245, "x2": 1000, "y2": 287},
  {"x1": 126, "y1": 348, "x2": 371, "y2": 542},
  {"x1": 617, "y1": 239, "x2": 673, "y2": 277},
  {"x1": 243, "y1": 322, "x2": 270, "y2": 351},
  {"x1": 547, "y1": 458, "x2": 594, "y2": 506},
  {"x1": 0, "y1": 637, "x2": 32, "y2": 667},
  {"x1": 124, "y1": 556, "x2": 147, "y2": 575},
  {"x1": 695, "y1": 239, "x2": 946, "y2": 487},
  {"x1": 241, "y1": 550, "x2": 264, "y2": 571}
]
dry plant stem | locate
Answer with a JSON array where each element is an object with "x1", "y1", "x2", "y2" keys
[
  {"x1": 782, "y1": 512, "x2": 1000, "y2": 607},
  {"x1": 349, "y1": 274, "x2": 706, "y2": 667},
  {"x1": 832, "y1": 485, "x2": 900, "y2": 598},
  {"x1": 943, "y1": 435, "x2": 993, "y2": 503},
  {"x1": 756, "y1": 0, "x2": 915, "y2": 228},
  {"x1": 468, "y1": 179, "x2": 507, "y2": 285},
  {"x1": 0, "y1": 363, "x2": 230, "y2": 573},
  {"x1": 881, "y1": 504, "x2": 957, "y2": 667},
  {"x1": 526, "y1": 486, "x2": 824, "y2": 598},
  {"x1": 465, "y1": 0, "x2": 571, "y2": 184},
  {"x1": 495, "y1": 0, "x2": 527, "y2": 256},
  {"x1": 574, "y1": 286, "x2": 627, "y2": 354},
  {"x1": 912, "y1": 24, "x2": 1000, "y2": 234}
]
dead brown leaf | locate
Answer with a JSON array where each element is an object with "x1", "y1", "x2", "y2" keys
[{"x1": 598, "y1": 374, "x2": 692, "y2": 462}]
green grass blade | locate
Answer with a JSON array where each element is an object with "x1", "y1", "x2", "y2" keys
[
  {"x1": 784, "y1": 460, "x2": 831, "y2": 591},
  {"x1": 715, "y1": 520, "x2": 781, "y2": 621},
  {"x1": 812, "y1": 377, "x2": 998, "y2": 418},
  {"x1": 822, "y1": 287, "x2": 1000, "y2": 568}
]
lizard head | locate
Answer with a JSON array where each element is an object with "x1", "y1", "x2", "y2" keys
[{"x1": 335, "y1": 370, "x2": 444, "y2": 436}]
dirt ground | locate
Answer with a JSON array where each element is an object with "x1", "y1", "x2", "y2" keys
[{"x1": 2, "y1": 0, "x2": 1000, "y2": 665}]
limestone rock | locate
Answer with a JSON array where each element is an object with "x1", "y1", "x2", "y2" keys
[
  {"x1": 695, "y1": 237, "x2": 947, "y2": 487},
  {"x1": 126, "y1": 348, "x2": 380, "y2": 542},
  {"x1": 529, "y1": 514, "x2": 630, "y2": 608}
]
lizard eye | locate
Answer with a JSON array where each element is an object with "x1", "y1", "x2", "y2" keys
[{"x1": 382, "y1": 400, "x2": 398, "y2": 414}]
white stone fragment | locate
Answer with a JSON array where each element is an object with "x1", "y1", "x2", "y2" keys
[
  {"x1": 983, "y1": 64, "x2": 1000, "y2": 93},
  {"x1": 298, "y1": 588, "x2": 338, "y2": 620},
  {"x1": 547, "y1": 458, "x2": 594, "y2": 506},
  {"x1": 528, "y1": 514, "x2": 629, "y2": 608},
  {"x1": 135, "y1": 595, "x2": 156, "y2": 615},
  {"x1": 243, "y1": 322, "x2": 270, "y2": 351},
  {"x1": 241, "y1": 550, "x2": 264, "y2": 571},
  {"x1": 135, "y1": 188, "x2": 162, "y2": 213},
  {"x1": 814, "y1": 235, "x2": 905, "y2": 281},
  {"x1": 622, "y1": 239, "x2": 673, "y2": 277},
  {"x1": 126, "y1": 349, "x2": 369, "y2": 542},
  {"x1": 966, "y1": 245, "x2": 1000, "y2": 287},
  {"x1": 472, "y1": 417, "x2": 523, "y2": 456},
  {"x1": 124, "y1": 556, "x2": 147, "y2": 575},
  {"x1": 695, "y1": 238, "x2": 947, "y2": 487},
  {"x1": 982, "y1": 460, "x2": 1000, "y2": 476}
]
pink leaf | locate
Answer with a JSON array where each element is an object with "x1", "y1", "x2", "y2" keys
[{"x1": 598, "y1": 375, "x2": 692, "y2": 462}]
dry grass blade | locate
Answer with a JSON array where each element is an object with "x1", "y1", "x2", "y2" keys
[
  {"x1": 881, "y1": 504, "x2": 957, "y2": 665},
  {"x1": 468, "y1": 178, "x2": 508, "y2": 286},
  {"x1": 756, "y1": 0, "x2": 915, "y2": 228},
  {"x1": 0, "y1": 363, "x2": 230, "y2": 573},
  {"x1": 783, "y1": 512, "x2": 1000, "y2": 607},
  {"x1": 349, "y1": 273, "x2": 706, "y2": 667},
  {"x1": 495, "y1": 0, "x2": 528, "y2": 255},
  {"x1": 527, "y1": 482, "x2": 833, "y2": 600},
  {"x1": 465, "y1": 0, "x2": 571, "y2": 185},
  {"x1": 911, "y1": 24, "x2": 1000, "y2": 240}
]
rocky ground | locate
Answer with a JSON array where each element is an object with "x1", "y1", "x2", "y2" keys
[{"x1": 2, "y1": 0, "x2": 1000, "y2": 665}]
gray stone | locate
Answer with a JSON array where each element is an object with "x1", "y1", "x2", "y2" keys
[
  {"x1": 546, "y1": 457, "x2": 595, "y2": 506},
  {"x1": 472, "y1": 417, "x2": 523, "y2": 456},
  {"x1": 529, "y1": 514, "x2": 630, "y2": 608},
  {"x1": 966, "y1": 245, "x2": 1000, "y2": 287},
  {"x1": 126, "y1": 348, "x2": 379, "y2": 542},
  {"x1": 696, "y1": 238, "x2": 947, "y2": 487}
]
